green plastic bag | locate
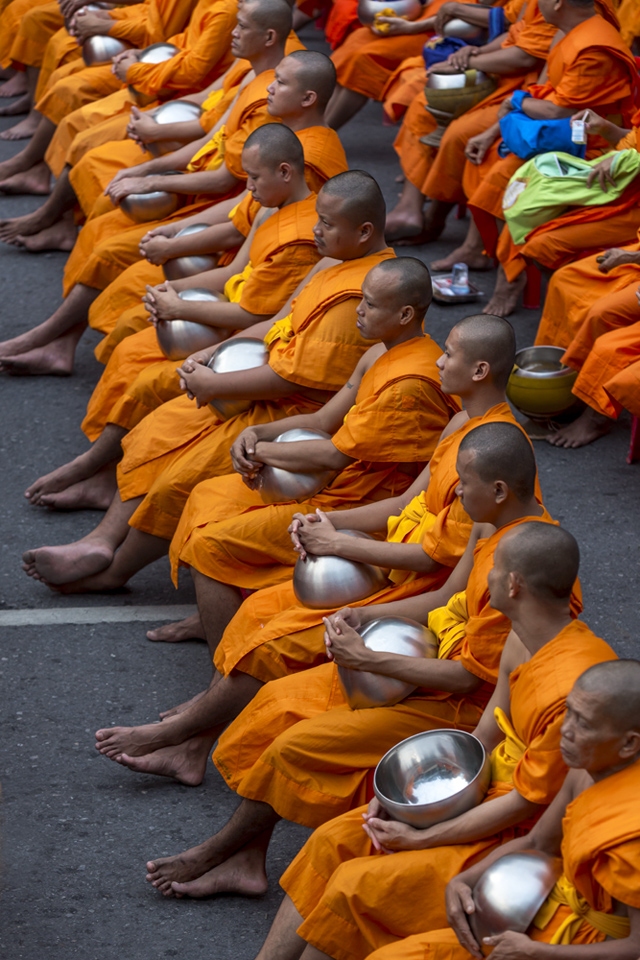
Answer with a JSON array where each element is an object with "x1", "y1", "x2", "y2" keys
[{"x1": 502, "y1": 149, "x2": 640, "y2": 245}]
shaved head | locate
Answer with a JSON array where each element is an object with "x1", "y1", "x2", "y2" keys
[
  {"x1": 319, "y1": 170, "x2": 386, "y2": 233},
  {"x1": 459, "y1": 421, "x2": 536, "y2": 501},
  {"x1": 575, "y1": 661, "x2": 640, "y2": 733},
  {"x1": 453, "y1": 314, "x2": 516, "y2": 389},
  {"x1": 370, "y1": 257, "x2": 432, "y2": 318},
  {"x1": 244, "y1": 122, "x2": 304, "y2": 173},
  {"x1": 500, "y1": 521, "x2": 579, "y2": 601},
  {"x1": 284, "y1": 50, "x2": 337, "y2": 109},
  {"x1": 244, "y1": 0, "x2": 292, "y2": 41}
]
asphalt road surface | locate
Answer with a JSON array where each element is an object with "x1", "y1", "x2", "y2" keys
[{"x1": 1, "y1": 24, "x2": 639, "y2": 960}]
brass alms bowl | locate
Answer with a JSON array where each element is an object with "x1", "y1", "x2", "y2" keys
[
  {"x1": 293, "y1": 529, "x2": 389, "y2": 609},
  {"x1": 207, "y1": 337, "x2": 269, "y2": 420},
  {"x1": 155, "y1": 288, "x2": 227, "y2": 360},
  {"x1": 163, "y1": 223, "x2": 217, "y2": 280},
  {"x1": 507, "y1": 346, "x2": 578, "y2": 421}
]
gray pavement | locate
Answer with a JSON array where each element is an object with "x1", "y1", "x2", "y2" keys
[{"x1": 1, "y1": 23, "x2": 639, "y2": 959}]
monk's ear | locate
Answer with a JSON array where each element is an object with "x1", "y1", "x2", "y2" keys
[
  {"x1": 399, "y1": 304, "x2": 414, "y2": 326},
  {"x1": 265, "y1": 27, "x2": 277, "y2": 46},
  {"x1": 280, "y1": 161, "x2": 293, "y2": 181},
  {"x1": 620, "y1": 730, "x2": 640, "y2": 762},
  {"x1": 472, "y1": 360, "x2": 490, "y2": 382},
  {"x1": 493, "y1": 479, "x2": 509, "y2": 505},
  {"x1": 359, "y1": 221, "x2": 374, "y2": 243},
  {"x1": 301, "y1": 89, "x2": 317, "y2": 108}
]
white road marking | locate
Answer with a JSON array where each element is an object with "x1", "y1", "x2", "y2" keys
[{"x1": 0, "y1": 605, "x2": 198, "y2": 626}]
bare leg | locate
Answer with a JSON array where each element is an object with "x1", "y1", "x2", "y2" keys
[
  {"x1": 300, "y1": 948, "x2": 333, "y2": 960},
  {"x1": 483, "y1": 265, "x2": 527, "y2": 317},
  {"x1": 193, "y1": 568, "x2": 243, "y2": 658},
  {"x1": 325, "y1": 86, "x2": 368, "y2": 130},
  {"x1": 147, "y1": 611, "x2": 205, "y2": 643},
  {"x1": 146, "y1": 803, "x2": 278, "y2": 896},
  {"x1": 0, "y1": 167, "x2": 77, "y2": 242},
  {"x1": 0, "y1": 115, "x2": 55, "y2": 185},
  {"x1": 255, "y1": 894, "x2": 306, "y2": 960},
  {"x1": 0, "y1": 94, "x2": 30, "y2": 118},
  {"x1": 0, "y1": 66, "x2": 41, "y2": 140},
  {"x1": 25, "y1": 424, "x2": 126, "y2": 505},
  {"x1": 0, "y1": 70, "x2": 28, "y2": 97},
  {"x1": 0, "y1": 284, "x2": 98, "y2": 360},
  {"x1": 431, "y1": 219, "x2": 494, "y2": 272},
  {"x1": 546, "y1": 407, "x2": 613, "y2": 449},
  {"x1": 0, "y1": 324, "x2": 87, "y2": 376},
  {"x1": 158, "y1": 687, "x2": 207, "y2": 719},
  {"x1": 384, "y1": 180, "x2": 425, "y2": 241},
  {"x1": 21, "y1": 491, "x2": 140, "y2": 585}
]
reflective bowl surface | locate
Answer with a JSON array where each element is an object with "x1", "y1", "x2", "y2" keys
[
  {"x1": 119, "y1": 189, "x2": 180, "y2": 223},
  {"x1": 358, "y1": 0, "x2": 422, "y2": 24},
  {"x1": 442, "y1": 18, "x2": 486, "y2": 39},
  {"x1": 258, "y1": 427, "x2": 337, "y2": 505},
  {"x1": 470, "y1": 851, "x2": 562, "y2": 947},
  {"x1": 82, "y1": 35, "x2": 130, "y2": 67},
  {"x1": 128, "y1": 43, "x2": 179, "y2": 104},
  {"x1": 374, "y1": 729, "x2": 491, "y2": 827},
  {"x1": 147, "y1": 100, "x2": 204, "y2": 158},
  {"x1": 427, "y1": 69, "x2": 488, "y2": 90},
  {"x1": 293, "y1": 529, "x2": 389, "y2": 609},
  {"x1": 207, "y1": 338, "x2": 269, "y2": 420},
  {"x1": 507, "y1": 346, "x2": 578, "y2": 420},
  {"x1": 338, "y1": 616, "x2": 437, "y2": 709},
  {"x1": 163, "y1": 223, "x2": 217, "y2": 280},
  {"x1": 155, "y1": 288, "x2": 226, "y2": 360}
]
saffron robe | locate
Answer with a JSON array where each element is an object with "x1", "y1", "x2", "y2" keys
[
  {"x1": 115, "y1": 248, "x2": 395, "y2": 541},
  {"x1": 212, "y1": 510, "x2": 582, "y2": 829},
  {"x1": 282, "y1": 621, "x2": 616, "y2": 960}
]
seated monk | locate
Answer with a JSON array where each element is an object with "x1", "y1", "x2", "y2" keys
[
  {"x1": 19, "y1": 171, "x2": 394, "y2": 586},
  {"x1": 0, "y1": 0, "x2": 238, "y2": 190},
  {"x1": 250, "y1": 524, "x2": 615, "y2": 954},
  {"x1": 90, "y1": 316, "x2": 532, "y2": 784},
  {"x1": 384, "y1": 0, "x2": 556, "y2": 247},
  {"x1": 464, "y1": 0, "x2": 640, "y2": 316},
  {"x1": 0, "y1": 0, "x2": 295, "y2": 375},
  {"x1": 364, "y1": 659, "x2": 640, "y2": 960},
  {"x1": 137, "y1": 423, "x2": 579, "y2": 898}
]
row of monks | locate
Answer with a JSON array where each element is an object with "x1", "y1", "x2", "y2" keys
[{"x1": 0, "y1": 0, "x2": 640, "y2": 956}]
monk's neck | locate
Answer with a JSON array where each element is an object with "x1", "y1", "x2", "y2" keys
[
  {"x1": 552, "y1": 9, "x2": 595, "y2": 36},
  {"x1": 461, "y1": 387, "x2": 507, "y2": 420},
  {"x1": 382, "y1": 326, "x2": 424, "y2": 351},
  {"x1": 592, "y1": 756, "x2": 640, "y2": 784},
  {"x1": 494, "y1": 497, "x2": 544, "y2": 530},
  {"x1": 285, "y1": 113, "x2": 327, "y2": 132},
  {"x1": 249, "y1": 48, "x2": 286, "y2": 77},
  {"x1": 357, "y1": 236, "x2": 391, "y2": 258},
  {"x1": 509, "y1": 605, "x2": 573, "y2": 660},
  {"x1": 278, "y1": 183, "x2": 312, "y2": 208}
]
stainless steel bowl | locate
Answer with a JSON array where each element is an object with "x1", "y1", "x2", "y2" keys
[
  {"x1": 470, "y1": 851, "x2": 562, "y2": 947},
  {"x1": 147, "y1": 100, "x2": 204, "y2": 158},
  {"x1": 338, "y1": 616, "x2": 437, "y2": 709},
  {"x1": 258, "y1": 428, "x2": 337, "y2": 505},
  {"x1": 373, "y1": 729, "x2": 491, "y2": 828},
  {"x1": 207, "y1": 337, "x2": 269, "y2": 420},
  {"x1": 163, "y1": 223, "x2": 217, "y2": 280},
  {"x1": 427, "y1": 69, "x2": 489, "y2": 90},
  {"x1": 293, "y1": 529, "x2": 389, "y2": 609},
  {"x1": 155, "y1": 289, "x2": 227, "y2": 360},
  {"x1": 119, "y1": 188, "x2": 180, "y2": 223},
  {"x1": 358, "y1": 0, "x2": 422, "y2": 25},
  {"x1": 82, "y1": 35, "x2": 131, "y2": 67},
  {"x1": 128, "y1": 42, "x2": 179, "y2": 105},
  {"x1": 507, "y1": 346, "x2": 579, "y2": 421},
  {"x1": 442, "y1": 18, "x2": 486, "y2": 39}
]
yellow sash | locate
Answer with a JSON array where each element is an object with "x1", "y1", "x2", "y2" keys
[
  {"x1": 490, "y1": 706, "x2": 526, "y2": 784},
  {"x1": 223, "y1": 263, "x2": 253, "y2": 303},
  {"x1": 187, "y1": 126, "x2": 225, "y2": 173},
  {"x1": 534, "y1": 874, "x2": 630, "y2": 944},
  {"x1": 386, "y1": 495, "x2": 437, "y2": 585},
  {"x1": 427, "y1": 591, "x2": 468, "y2": 661},
  {"x1": 264, "y1": 314, "x2": 294, "y2": 347},
  {"x1": 202, "y1": 88, "x2": 224, "y2": 112}
]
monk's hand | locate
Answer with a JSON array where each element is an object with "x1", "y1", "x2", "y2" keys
[
  {"x1": 59, "y1": 0, "x2": 88, "y2": 21},
  {"x1": 113, "y1": 50, "x2": 139, "y2": 80},
  {"x1": 586, "y1": 155, "x2": 616, "y2": 192},
  {"x1": 323, "y1": 614, "x2": 370, "y2": 669},
  {"x1": 107, "y1": 175, "x2": 155, "y2": 203},
  {"x1": 175, "y1": 362, "x2": 215, "y2": 406},
  {"x1": 231, "y1": 428, "x2": 262, "y2": 480},
  {"x1": 497, "y1": 96, "x2": 513, "y2": 119},
  {"x1": 443, "y1": 45, "x2": 479, "y2": 71},
  {"x1": 362, "y1": 816, "x2": 423, "y2": 854},
  {"x1": 434, "y1": 1, "x2": 462, "y2": 34},
  {"x1": 482, "y1": 931, "x2": 538, "y2": 958},
  {"x1": 288, "y1": 512, "x2": 317, "y2": 559},
  {"x1": 446, "y1": 877, "x2": 483, "y2": 959},
  {"x1": 465, "y1": 130, "x2": 495, "y2": 165},
  {"x1": 372, "y1": 15, "x2": 421, "y2": 35},
  {"x1": 127, "y1": 106, "x2": 159, "y2": 146},
  {"x1": 294, "y1": 509, "x2": 340, "y2": 557},
  {"x1": 139, "y1": 233, "x2": 175, "y2": 264},
  {"x1": 70, "y1": 9, "x2": 112, "y2": 41},
  {"x1": 143, "y1": 282, "x2": 182, "y2": 321},
  {"x1": 595, "y1": 248, "x2": 640, "y2": 273}
]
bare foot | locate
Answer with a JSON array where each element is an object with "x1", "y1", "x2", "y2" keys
[
  {"x1": 0, "y1": 73, "x2": 28, "y2": 97},
  {"x1": 483, "y1": 268, "x2": 526, "y2": 317},
  {"x1": 147, "y1": 613, "x2": 205, "y2": 643},
  {"x1": 22, "y1": 540, "x2": 113, "y2": 585},
  {"x1": 26, "y1": 457, "x2": 111, "y2": 505},
  {"x1": 0, "y1": 94, "x2": 30, "y2": 118},
  {"x1": 146, "y1": 837, "x2": 227, "y2": 895},
  {"x1": 385, "y1": 207, "x2": 424, "y2": 243},
  {"x1": 546, "y1": 408, "x2": 613, "y2": 449},
  {"x1": 159, "y1": 688, "x2": 207, "y2": 720},
  {"x1": 9, "y1": 220, "x2": 77, "y2": 252},
  {"x1": 431, "y1": 248, "x2": 494, "y2": 272},
  {"x1": 170, "y1": 848, "x2": 268, "y2": 900},
  {"x1": 38, "y1": 473, "x2": 117, "y2": 511},
  {"x1": 0, "y1": 110, "x2": 39, "y2": 140},
  {"x1": 0, "y1": 336, "x2": 78, "y2": 376},
  {"x1": 112, "y1": 735, "x2": 213, "y2": 786},
  {"x1": 96, "y1": 717, "x2": 182, "y2": 759},
  {"x1": 0, "y1": 162, "x2": 51, "y2": 195}
]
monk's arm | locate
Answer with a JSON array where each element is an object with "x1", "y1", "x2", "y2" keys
[
  {"x1": 301, "y1": 524, "x2": 441, "y2": 573},
  {"x1": 139, "y1": 165, "x2": 241, "y2": 198},
  {"x1": 520, "y1": 97, "x2": 574, "y2": 119},
  {"x1": 465, "y1": 45, "x2": 539, "y2": 74},
  {"x1": 140, "y1": 219, "x2": 243, "y2": 265},
  {"x1": 177, "y1": 362, "x2": 308, "y2": 404}
]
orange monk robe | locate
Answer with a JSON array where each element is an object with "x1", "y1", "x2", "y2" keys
[
  {"x1": 4, "y1": 0, "x2": 63, "y2": 70},
  {"x1": 366, "y1": 759, "x2": 640, "y2": 960},
  {"x1": 60, "y1": 69, "x2": 278, "y2": 296},
  {"x1": 601, "y1": 328, "x2": 640, "y2": 417},
  {"x1": 80, "y1": 192, "x2": 322, "y2": 439},
  {"x1": 618, "y1": 0, "x2": 640, "y2": 47},
  {"x1": 169, "y1": 335, "x2": 460, "y2": 591},
  {"x1": 114, "y1": 248, "x2": 395, "y2": 542},
  {"x1": 206, "y1": 404, "x2": 539, "y2": 686},
  {"x1": 39, "y1": 0, "x2": 237, "y2": 178},
  {"x1": 212, "y1": 511, "x2": 582, "y2": 828},
  {"x1": 281, "y1": 621, "x2": 616, "y2": 960},
  {"x1": 468, "y1": 12, "x2": 639, "y2": 259},
  {"x1": 330, "y1": 0, "x2": 453, "y2": 103}
]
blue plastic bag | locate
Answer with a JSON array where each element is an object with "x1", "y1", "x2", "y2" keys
[{"x1": 498, "y1": 91, "x2": 586, "y2": 161}]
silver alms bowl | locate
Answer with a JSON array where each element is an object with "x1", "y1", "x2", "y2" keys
[
  {"x1": 293, "y1": 529, "x2": 389, "y2": 609},
  {"x1": 258, "y1": 428, "x2": 337, "y2": 505},
  {"x1": 147, "y1": 99, "x2": 204, "y2": 158},
  {"x1": 155, "y1": 288, "x2": 227, "y2": 360},
  {"x1": 358, "y1": 0, "x2": 422, "y2": 25},
  {"x1": 128, "y1": 42, "x2": 179, "y2": 105},
  {"x1": 82, "y1": 35, "x2": 131, "y2": 67},
  {"x1": 163, "y1": 223, "x2": 217, "y2": 280},
  {"x1": 207, "y1": 337, "x2": 269, "y2": 420}
]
